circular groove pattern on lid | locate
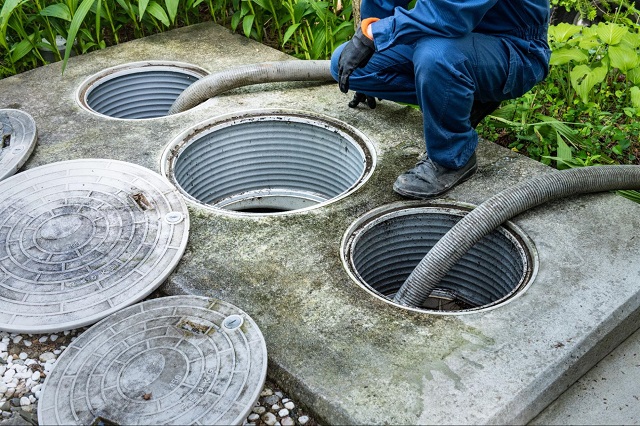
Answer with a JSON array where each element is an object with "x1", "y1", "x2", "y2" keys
[
  {"x1": 0, "y1": 159, "x2": 189, "y2": 333},
  {"x1": 0, "y1": 109, "x2": 38, "y2": 181},
  {"x1": 38, "y1": 296, "x2": 267, "y2": 426}
]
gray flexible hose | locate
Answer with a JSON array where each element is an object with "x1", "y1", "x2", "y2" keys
[
  {"x1": 393, "y1": 165, "x2": 640, "y2": 308},
  {"x1": 168, "y1": 60, "x2": 333, "y2": 114}
]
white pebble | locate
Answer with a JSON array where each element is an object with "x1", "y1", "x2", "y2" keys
[
  {"x1": 63, "y1": 330, "x2": 70, "y2": 336},
  {"x1": 38, "y1": 336, "x2": 48, "y2": 343},
  {"x1": 252, "y1": 406, "x2": 266, "y2": 415},
  {"x1": 21, "y1": 404, "x2": 32, "y2": 413},
  {"x1": 275, "y1": 391, "x2": 284, "y2": 398},
  {"x1": 281, "y1": 417, "x2": 295, "y2": 426},
  {"x1": 24, "y1": 359, "x2": 36, "y2": 366},
  {"x1": 299, "y1": 415, "x2": 310, "y2": 425},
  {"x1": 31, "y1": 371, "x2": 41, "y2": 382},
  {"x1": 262, "y1": 412, "x2": 277, "y2": 426},
  {"x1": 282, "y1": 398, "x2": 290, "y2": 403},
  {"x1": 19, "y1": 396, "x2": 30, "y2": 406},
  {"x1": 0, "y1": 366, "x2": 5, "y2": 376},
  {"x1": 248, "y1": 413, "x2": 260, "y2": 421},
  {"x1": 28, "y1": 395, "x2": 36, "y2": 403},
  {"x1": 18, "y1": 353, "x2": 28, "y2": 360},
  {"x1": 278, "y1": 408, "x2": 289, "y2": 417},
  {"x1": 50, "y1": 335, "x2": 59, "y2": 342},
  {"x1": 12, "y1": 336, "x2": 22, "y2": 344},
  {"x1": 1, "y1": 337, "x2": 9, "y2": 343},
  {"x1": 39, "y1": 352, "x2": 56, "y2": 362},
  {"x1": 23, "y1": 340, "x2": 32, "y2": 347},
  {"x1": 271, "y1": 403, "x2": 280, "y2": 410},
  {"x1": 60, "y1": 346, "x2": 67, "y2": 351},
  {"x1": 3, "y1": 369, "x2": 15, "y2": 380},
  {"x1": 34, "y1": 390, "x2": 41, "y2": 399},
  {"x1": 284, "y1": 401, "x2": 294, "y2": 410},
  {"x1": 0, "y1": 384, "x2": 7, "y2": 394},
  {"x1": 0, "y1": 343, "x2": 7, "y2": 352},
  {"x1": 260, "y1": 388, "x2": 273, "y2": 397},
  {"x1": 31, "y1": 384, "x2": 42, "y2": 393}
]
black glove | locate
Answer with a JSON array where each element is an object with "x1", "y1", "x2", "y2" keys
[
  {"x1": 338, "y1": 28, "x2": 375, "y2": 93},
  {"x1": 348, "y1": 92, "x2": 377, "y2": 109}
]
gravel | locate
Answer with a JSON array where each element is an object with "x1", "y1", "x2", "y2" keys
[{"x1": 0, "y1": 293, "x2": 318, "y2": 426}]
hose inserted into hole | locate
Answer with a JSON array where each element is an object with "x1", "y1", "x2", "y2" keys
[{"x1": 394, "y1": 166, "x2": 640, "y2": 308}]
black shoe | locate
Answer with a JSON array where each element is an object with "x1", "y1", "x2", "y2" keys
[{"x1": 393, "y1": 153, "x2": 477, "y2": 199}]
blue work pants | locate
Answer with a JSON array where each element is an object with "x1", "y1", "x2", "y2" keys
[{"x1": 330, "y1": 33, "x2": 548, "y2": 169}]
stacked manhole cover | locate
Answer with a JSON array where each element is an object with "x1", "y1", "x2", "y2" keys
[
  {"x1": 37, "y1": 296, "x2": 267, "y2": 425},
  {"x1": 0, "y1": 159, "x2": 189, "y2": 333},
  {"x1": 0, "y1": 109, "x2": 37, "y2": 181}
]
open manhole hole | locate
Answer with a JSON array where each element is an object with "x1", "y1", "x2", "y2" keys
[
  {"x1": 341, "y1": 202, "x2": 538, "y2": 314},
  {"x1": 0, "y1": 159, "x2": 189, "y2": 333},
  {"x1": 161, "y1": 110, "x2": 376, "y2": 215},
  {"x1": 0, "y1": 109, "x2": 37, "y2": 181},
  {"x1": 77, "y1": 61, "x2": 208, "y2": 119},
  {"x1": 38, "y1": 295, "x2": 267, "y2": 425}
]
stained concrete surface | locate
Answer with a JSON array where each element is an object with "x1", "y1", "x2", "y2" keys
[{"x1": 2, "y1": 22, "x2": 640, "y2": 425}]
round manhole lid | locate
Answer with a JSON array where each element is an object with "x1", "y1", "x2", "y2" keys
[
  {"x1": 0, "y1": 109, "x2": 37, "y2": 181},
  {"x1": 0, "y1": 159, "x2": 189, "y2": 333},
  {"x1": 38, "y1": 295, "x2": 267, "y2": 425}
]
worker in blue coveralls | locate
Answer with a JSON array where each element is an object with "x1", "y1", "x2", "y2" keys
[{"x1": 331, "y1": 0, "x2": 551, "y2": 199}]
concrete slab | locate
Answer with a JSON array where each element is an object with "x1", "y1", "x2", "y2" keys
[
  {"x1": 2, "y1": 22, "x2": 640, "y2": 425},
  {"x1": 532, "y1": 326, "x2": 640, "y2": 425}
]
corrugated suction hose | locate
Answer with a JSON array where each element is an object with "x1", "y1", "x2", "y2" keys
[
  {"x1": 168, "y1": 60, "x2": 333, "y2": 114},
  {"x1": 394, "y1": 165, "x2": 640, "y2": 308}
]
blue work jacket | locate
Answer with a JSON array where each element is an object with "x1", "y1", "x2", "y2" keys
[{"x1": 366, "y1": 0, "x2": 551, "y2": 51}]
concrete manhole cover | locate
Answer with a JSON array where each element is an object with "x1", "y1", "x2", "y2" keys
[
  {"x1": 38, "y1": 295, "x2": 267, "y2": 425},
  {"x1": 0, "y1": 159, "x2": 189, "y2": 333},
  {"x1": 0, "y1": 109, "x2": 37, "y2": 181}
]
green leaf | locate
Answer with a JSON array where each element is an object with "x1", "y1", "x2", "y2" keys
[
  {"x1": 556, "y1": 134, "x2": 572, "y2": 160},
  {"x1": 252, "y1": 0, "x2": 273, "y2": 10},
  {"x1": 242, "y1": 14, "x2": 254, "y2": 38},
  {"x1": 40, "y1": 3, "x2": 72, "y2": 21},
  {"x1": 617, "y1": 190, "x2": 640, "y2": 204},
  {"x1": 631, "y1": 86, "x2": 640, "y2": 109},
  {"x1": 549, "y1": 47, "x2": 589, "y2": 65},
  {"x1": 621, "y1": 31, "x2": 640, "y2": 49},
  {"x1": 138, "y1": 0, "x2": 150, "y2": 19},
  {"x1": 231, "y1": 10, "x2": 242, "y2": 30},
  {"x1": 608, "y1": 45, "x2": 639, "y2": 73},
  {"x1": 164, "y1": 0, "x2": 179, "y2": 24},
  {"x1": 595, "y1": 22, "x2": 628, "y2": 45},
  {"x1": 626, "y1": 67, "x2": 640, "y2": 85},
  {"x1": 548, "y1": 23, "x2": 582, "y2": 43},
  {"x1": 62, "y1": 0, "x2": 98, "y2": 74},
  {"x1": 570, "y1": 63, "x2": 608, "y2": 103},
  {"x1": 0, "y1": 0, "x2": 28, "y2": 50},
  {"x1": 147, "y1": 1, "x2": 170, "y2": 26},
  {"x1": 577, "y1": 35, "x2": 601, "y2": 50},
  {"x1": 282, "y1": 23, "x2": 301, "y2": 46},
  {"x1": 10, "y1": 38, "x2": 32, "y2": 62}
]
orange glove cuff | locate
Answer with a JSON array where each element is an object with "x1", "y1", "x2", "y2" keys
[{"x1": 361, "y1": 17, "x2": 380, "y2": 40}]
